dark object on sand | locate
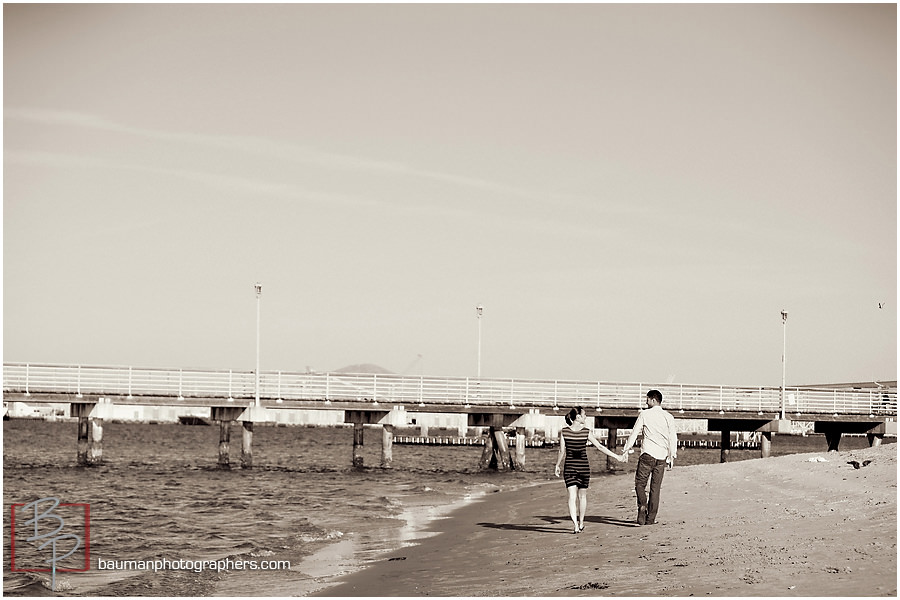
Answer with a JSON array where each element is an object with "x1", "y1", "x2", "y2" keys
[{"x1": 847, "y1": 461, "x2": 861, "y2": 469}]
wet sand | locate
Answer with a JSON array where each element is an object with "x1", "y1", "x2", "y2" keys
[{"x1": 316, "y1": 443, "x2": 896, "y2": 596}]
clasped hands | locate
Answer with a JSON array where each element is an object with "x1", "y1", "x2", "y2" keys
[{"x1": 555, "y1": 450, "x2": 630, "y2": 476}]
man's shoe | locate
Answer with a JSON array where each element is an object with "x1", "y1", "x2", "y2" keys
[{"x1": 637, "y1": 506, "x2": 647, "y2": 526}]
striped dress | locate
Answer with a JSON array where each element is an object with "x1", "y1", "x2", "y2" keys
[{"x1": 562, "y1": 426, "x2": 591, "y2": 488}]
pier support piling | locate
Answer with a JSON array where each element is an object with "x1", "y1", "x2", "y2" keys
[
  {"x1": 816, "y1": 420, "x2": 892, "y2": 453},
  {"x1": 382, "y1": 424, "x2": 394, "y2": 468},
  {"x1": 77, "y1": 417, "x2": 90, "y2": 465},
  {"x1": 825, "y1": 431, "x2": 842, "y2": 452},
  {"x1": 492, "y1": 427, "x2": 512, "y2": 472},
  {"x1": 212, "y1": 405, "x2": 267, "y2": 469},
  {"x1": 218, "y1": 420, "x2": 231, "y2": 469},
  {"x1": 511, "y1": 427, "x2": 526, "y2": 471},
  {"x1": 353, "y1": 423, "x2": 365, "y2": 468},
  {"x1": 72, "y1": 402, "x2": 106, "y2": 466},
  {"x1": 344, "y1": 407, "x2": 404, "y2": 469},
  {"x1": 760, "y1": 432, "x2": 772, "y2": 458},
  {"x1": 606, "y1": 428, "x2": 619, "y2": 471},
  {"x1": 241, "y1": 421, "x2": 253, "y2": 469},
  {"x1": 471, "y1": 413, "x2": 519, "y2": 471},
  {"x1": 477, "y1": 425, "x2": 513, "y2": 471},
  {"x1": 478, "y1": 430, "x2": 494, "y2": 469},
  {"x1": 720, "y1": 430, "x2": 731, "y2": 463},
  {"x1": 90, "y1": 419, "x2": 104, "y2": 464}
]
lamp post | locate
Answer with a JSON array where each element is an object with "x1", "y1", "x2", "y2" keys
[
  {"x1": 476, "y1": 304, "x2": 483, "y2": 378},
  {"x1": 781, "y1": 309, "x2": 788, "y2": 420},
  {"x1": 255, "y1": 282, "x2": 262, "y2": 408}
]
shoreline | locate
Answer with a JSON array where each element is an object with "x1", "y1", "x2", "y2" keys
[
  {"x1": 295, "y1": 480, "x2": 532, "y2": 596},
  {"x1": 315, "y1": 444, "x2": 897, "y2": 597}
]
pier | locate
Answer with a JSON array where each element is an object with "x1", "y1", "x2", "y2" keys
[{"x1": 3, "y1": 362, "x2": 896, "y2": 469}]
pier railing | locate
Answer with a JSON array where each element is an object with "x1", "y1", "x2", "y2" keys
[{"x1": 3, "y1": 362, "x2": 896, "y2": 417}]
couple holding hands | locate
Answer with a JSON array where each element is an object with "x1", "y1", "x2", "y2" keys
[{"x1": 554, "y1": 390, "x2": 678, "y2": 533}]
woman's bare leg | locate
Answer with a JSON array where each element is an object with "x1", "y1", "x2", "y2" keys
[
  {"x1": 577, "y1": 488, "x2": 588, "y2": 530},
  {"x1": 566, "y1": 486, "x2": 578, "y2": 532}
]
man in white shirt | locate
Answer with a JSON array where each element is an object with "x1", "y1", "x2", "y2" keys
[{"x1": 621, "y1": 389, "x2": 678, "y2": 526}]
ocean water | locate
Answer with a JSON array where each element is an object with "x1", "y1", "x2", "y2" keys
[{"x1": 2, "y1": 419, "x2": 883, "y2": 596}]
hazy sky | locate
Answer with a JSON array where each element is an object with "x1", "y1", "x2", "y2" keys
[{"x1": 4, "y1": 3, "x2": 896, "y2": 387}]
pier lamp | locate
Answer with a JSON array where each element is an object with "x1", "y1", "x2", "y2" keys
[
  {"x1": 476, "y1": 304, "x2": 484, "y2": 378},
  {"x1": 255, "y1": 282, "x2": 262, "y2": 408},
  {"x1": 780, "y1": 310, "x2": 788, "y2": 420}
]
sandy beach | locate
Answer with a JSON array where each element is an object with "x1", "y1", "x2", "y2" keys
[{"x1": 316, "y1": 443, "x2": 896, "y2": 597}]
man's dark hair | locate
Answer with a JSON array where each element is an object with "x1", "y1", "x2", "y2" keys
[{"x1": 647, "y1": 389, "x2": 663, "y2": 403}]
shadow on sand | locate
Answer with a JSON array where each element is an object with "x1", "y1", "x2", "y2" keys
[{"x1": 478, "y1": 514, "x2": 638, "y2": 534}]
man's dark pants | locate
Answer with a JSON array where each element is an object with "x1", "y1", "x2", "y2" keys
[{"x1": 634, "y1": 452, "x2": 666, "y2": 524}]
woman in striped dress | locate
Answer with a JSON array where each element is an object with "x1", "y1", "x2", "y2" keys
[{"x1": 554, "y1": 406, "x2": 626, "y2": 533}]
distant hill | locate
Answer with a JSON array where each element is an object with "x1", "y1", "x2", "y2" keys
[{"x1": 333, "y1": 363, "x2": 394, "y2": 375}]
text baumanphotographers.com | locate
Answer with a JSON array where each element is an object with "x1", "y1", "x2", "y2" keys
[{"x1": 97, "y1": 557, "x2": 291, "y2": 573}]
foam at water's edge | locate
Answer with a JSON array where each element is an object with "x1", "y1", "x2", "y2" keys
[{"x1": 303, "y1": 479, "x2": 555, "y2": 595}]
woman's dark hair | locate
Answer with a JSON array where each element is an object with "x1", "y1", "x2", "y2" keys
[{"x1": 565, "y1": 406, "x2": 584, "y2": 426}]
